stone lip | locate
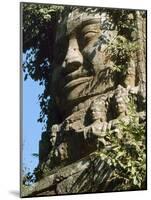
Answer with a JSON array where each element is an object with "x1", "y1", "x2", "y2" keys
[
  {"x1": 21, "y1": 152, "x2": 112, "y2": 197},
  {"x1": 63, "y1": 77, "x2": 92, "y2": 90}
]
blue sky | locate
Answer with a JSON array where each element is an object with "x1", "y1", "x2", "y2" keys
[{"x1": 23, "y1": 76, "x2": 44, "y2": 173}]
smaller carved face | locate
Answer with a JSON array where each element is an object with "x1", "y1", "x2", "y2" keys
[
  {"x1": 115, "y1": 98, "x2": 127, "y2": 115},
  {"x1": 58, "y1": 143, "x2": 68, "y2": 161},
  {"x1": 114, "y1": 85, "x2": 129, "y2": 116},
  {"x1": 50, "y1": 124, "x2": 59, "y2": 145},
  {"x1": 89, "y1": 104, "x2": 106, "y2": 122}
]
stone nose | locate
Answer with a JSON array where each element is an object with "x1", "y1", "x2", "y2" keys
[{"x1": 63, "y1": 39, "x2": 83, "y2": 74}]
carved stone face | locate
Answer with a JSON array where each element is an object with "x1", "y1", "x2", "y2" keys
[
  {"x1": 115, "y1": 98, "x2": 127, "y2": 116},
  {"x1": 89, "y1": 101, "x2": 106, "y2": 122},
  {"x1": 51, "y1": 9, "x2": 115, "y2": 117},
  {"x1": 89, "y1": 105, "x2": 106, "y2": 122},
  {"x1": 114, "y1": 85, "x2": 129, "y2": 116}
]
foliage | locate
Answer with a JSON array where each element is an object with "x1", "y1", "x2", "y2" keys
[
  {"x1": 22, "y1": 167, "x2": 36, "y2": 186},
  {"x1": 106, "y1": 35, "x2": 139, "y2": 73},
  {"x1": 32, "y1": 153, "x2": 39, "y2": 158},
  {"x1": 22, "y1": 152, "x2": 39, "y2": 186},
  {"x1": 104, "y1": 11, "x2": 138, "y2": 77},
  {"x1": 95, "y1": 98, "x2": 146, "y2": 190},
  {"x1": 22, "y1": 3, "x2": 64, "y2": 52},
  {"x1": 106, "y1": 10, "x2": 137, "y2": 37},
  {"x1": 22, "y1": 3, "x2": 65, "y2": 128}
]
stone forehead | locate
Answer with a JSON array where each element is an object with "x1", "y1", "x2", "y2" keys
[{"x1": 56, "y1": 9, "x2": 105, "y2": 41}]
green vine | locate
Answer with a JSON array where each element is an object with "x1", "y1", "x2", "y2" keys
[
  {"x1": 106, "y1": 35, "x2": 139, "y2": 74},
  {"x1": 95, "y1": 98, "x2": 146, "y2": 190}
]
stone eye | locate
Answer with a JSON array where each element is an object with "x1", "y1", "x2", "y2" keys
[{"x1": 83, "y1": 31, "x2": 99, "y2": 44}]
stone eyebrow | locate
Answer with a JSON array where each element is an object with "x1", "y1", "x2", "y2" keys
[
  {"x1": 81, "y1": 24, "x2": 100, "y2": 34},
  {"x1": 78, "y1": 18, "x2": 101, "y2": 34},
  {"x1": 81, "y1": 18, "x2": 101, "y2": 27}
]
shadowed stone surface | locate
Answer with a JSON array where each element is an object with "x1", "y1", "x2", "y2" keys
[{"x1": 22, "y1": 153, "x2": 113, "y2": 197}]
